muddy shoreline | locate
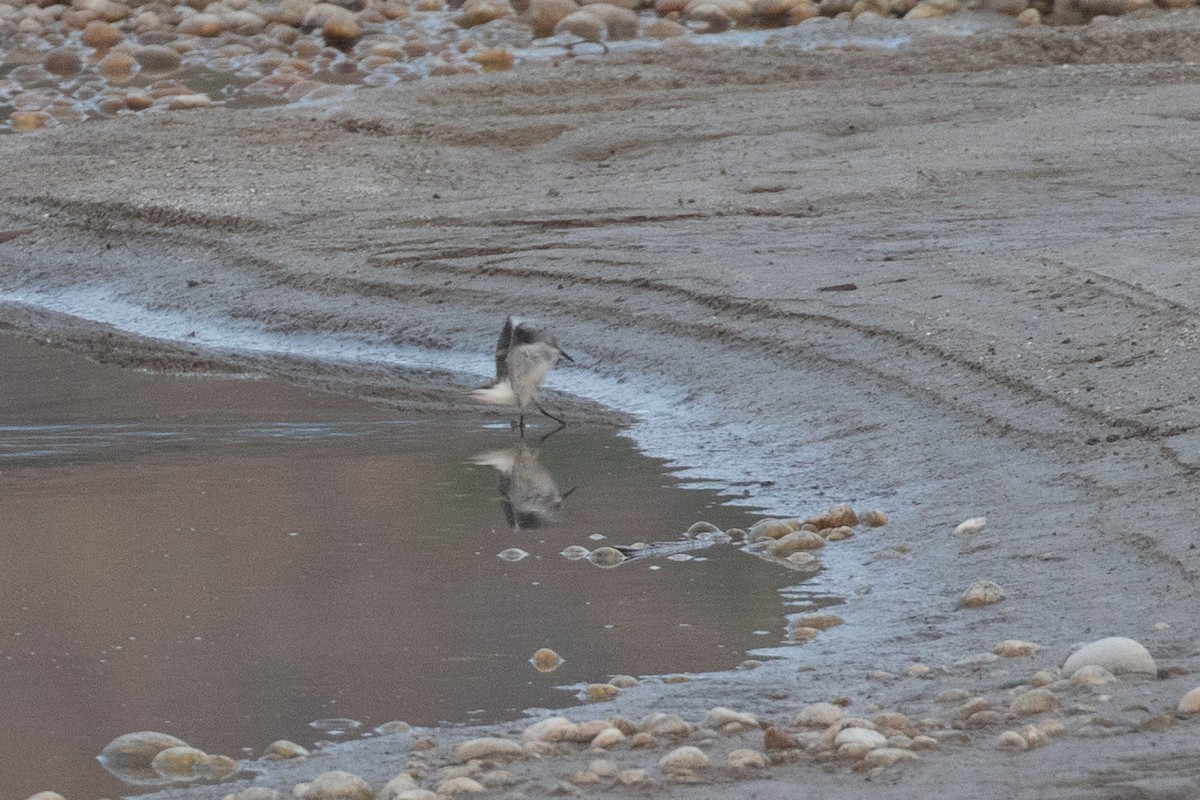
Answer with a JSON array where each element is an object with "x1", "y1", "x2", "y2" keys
[{"x1": 5, "y1": 12, "x2": 1200, "y2": 798}]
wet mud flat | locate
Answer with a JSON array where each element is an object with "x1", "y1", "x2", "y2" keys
[{"x1": 6, "y1": 11, "x2": 1200, "y2": 799}]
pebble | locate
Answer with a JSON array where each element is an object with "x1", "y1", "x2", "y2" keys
[
  {"x1": 554, "y1": 9, "x2": 606, "y2": 40},
  {"x1": 1009, "y1": 688, "x2": 1061, "y2": 716},
  {"x1": 905, "y1": 663, "x2": 932, "y2": 678},
  {"x1": 834, "y1": 727, "x2": 886, "y2": 749},
  {"x1": 644, "y1": 713, "x2": 694, "y2": 738},
  {"x1": 795, "y1": 701, "x2": 844, "y2": 727},
  {"x1": 996, "y1": 730, "x2": 1028, "y2": 751},
  {"x1": 375, "y1": 721, "x2": 412, "y2": 735},
  {"x1": 380, "y1": 774, "x2": 418, "y2": 800},
  {"x1": 526, "y1": 0, "x2": 582, "y2": 37},
  {"x1": 910, "y1": 735, "x2": 939, "y2": 751},
  {"x1": 295, "y1": 771, "x2": 374, "y2": 800},
  {"x1": 994, "y1": 639, "x2": 1041, "y2": 657},
  {"x1": 151, "y1": 745, "x2": 209, "y2": 778},
  {"x1": 133, "y1": 45, "x2": 182, "y2": 75},
  {"x1": 469, "y1": 48, "x2": 515, "y2": 70},
  {"x1": 167, "y1": 93, "x2": 214, "y2": 110},
  {"x1": 953, "y1": 516, "x2": 987, "y2": 536},
  {"x1": 806, "y1": 503, "x2": 858, "y2": 530},
  {"x1": 615, "y1": 768, "x2": 651, "y2": 786},
  {"x1": 436, "y1": 776, "x2": 486, "y2": 795},
  {"x1": 748, "y1": 518, "x2": 793, "y2": 540},
  {"x1": 43, "y1": 48, "x2": 83, "y2": 77},
  {"x1": 589, "y1": 726, "x2": 626, "y2": 748},
  {"x1": 587, "y1": 546, "x2": 625, "y2": 567},
  {"x1": 1015, "y1": 6, "x2": 1041, "y2": 23},
  {"x1": 531, "y1": 647, "x2": 564, "y2": 672},
  {"x1": 824, "y1": 525, "x2": 854, "y2": 541},
  {"x1": 180, "y1": 12, "x2": 227, "y2": 36},
  {"x1": 222, "y1": 789, "x2": 285, "y2": 800},
  {"x1": 763, "y1": 725, "x2": 799, "y2": 750},
  {"x1": 523, "y1": 717, "x2": 578, "y2": 743},
  {"x1": 24, "y1": 794, "x2": 66, "y2": 800},
  {"x1": 863, "y1": 747, "x2": 918, "y2": 768},
  {"x1": 787, "y1": 624, "x2": 820, "y2": 642},
  {"x1": 387, "y1": 791, "x2": 436, "y2": 800},
  {"x1": 686, "y1": 521, "x2": 721, "y2": 535},
  {"x1": 98, "y1": 731, "x2": 191, "y2": 770},
  {"x1": 455, "y1": 736, "x2": 522, "y2": 762},
  {"x1": 1070, "y1": 664, "x2": 1117, "y2": 686},
  {"x1": 1061, "y1": 636, "x2": 1156, "y2": 676},
  {"x1": 658, "y1": 745, "x2": 710, "y2": 772},
  {"x1": 704, "y1": 707, "x2": 758, "y2": 728},
  {"x1": 1177, "y1": 686, "x2": 1200, "y2": 714},
  {"x1": 859, "y1": 509, "x2": 888, "y2": 527},
  {"x1": 582, "y1": 683, "x2": 620, "y2": 702},
  {"x1": 959, "y1": 579, "x2": 1006, "y2": 608},
  {"x1": 1021, "y1": 724, "x2": 1048, "y2": 749},
  {"x1": 791, "y1": 612, "x2": 844, "y2": 630},
  {"x1": 10, "y1": 111, "x2": 51, "y2": 131},
  {"x1": 769, "y1": 530, "x2": 825, "y2": 556},
  {"x1": 726, "y1": 748, "x2": 767, "y2": 769}
]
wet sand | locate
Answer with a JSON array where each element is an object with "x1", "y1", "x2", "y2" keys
[{"x1": 5, "y1": 9, "x2": 1200, "y2": 798}]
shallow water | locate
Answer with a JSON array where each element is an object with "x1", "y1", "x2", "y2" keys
[{"x1": 0, "y1": 334, "x2": 823, "y2": 798}]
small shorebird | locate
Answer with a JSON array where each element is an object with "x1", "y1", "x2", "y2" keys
[{"x1": 471, "y1": 316, "x2": 573, "y2": 432}]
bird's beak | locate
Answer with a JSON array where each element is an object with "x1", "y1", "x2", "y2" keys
[{"x1": 559, "y1": 349, "x2": 574, "y2": 363}]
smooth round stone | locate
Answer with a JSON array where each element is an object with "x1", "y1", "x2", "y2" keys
[
  {"x1": 24, "y1": 794, "x2": 66, "y2": 800},
  {"x1": 834, "y1": 727, "x2": 886, "y2": 749},
  {"x1": 166, "y1": 93, "x2": 213, "y2": 109},
  {"x1": 81, "y1": 19, "x2": 123, "y2": 47},
  {"x1": 806, "y1": 503, "x2": 858, "y2": 530},
  {"x1": 1015, "y1": 7, "x2": 1040, "y2": 23},
  {"x1": 179, "y1": 12, "x2": 227, "y2": 35},
  {"x1": 582, "y1": 683, "x2": 620, "y2": 703},
  {"x1": 262, "y1": 739, "x2": 309, "y2": 759},
  {"x1": 43, "y1": 48, "x2": 83, "y2": 77},
  {"x1": 435, "y1": 777, "x2": 485, "y2": 795},
  {"x1": 99, "y1": 731, "x2": 190, "y2": 770},
  {"x1": 748, "y1": 518, "x2": 792, "y2": 541},
  {"x1": 644, "y1": 713, "x2": 694, "y2": 738},
  {"x1": 522, "y1": 716, "x2": 577, "y2": 743},
  {"x1": 790, "y1": 613, "x2": 843, "y2": 630},
  {"x1": 295, "y1": 770, "x2": 374, "y2": 800},
  {"x1": 658, "y1": 745, "x2": 709, "y2": 772},
  {"x1": 769, "y1": 530, "x2": 824, "y2": 557},
  {"x1": 1179, "y1": 686, "x2": 1200, "y2": 713},
  {"x1": 1009, "y1": 688, "x2": 1061, "y2": 716},
  {"x1": 98, "y1": 51, "x2": 137, "y2": 80},
  {"x1": 554, "y1": 9, "x2": 605, "y2": 40},
  {"x1": 704, "y1": 707, "x2": 757, "y2": 729},
  {"x1": 686, "y1": 521, "x2": 721, "y2": 535},
  {"x1": 1070, "y1": 664, "x2": 1117, "y2": 686},
  {"x1": 863, "y1": 747, "x2": 918, "y2": 768},
  {"x1": 959, "y1": 579, "x2": 1006, "y2": 608},
  {"x1": 763, "y1": 725, "x2": 798, "y2": 750},
  {"x1": 221, "y1": 790, "x2": 286, "y2": 800},
  {"x1": 795, "y1": 701, "x2": 844, "y2": 727},
  {"x1": 526, "y1": 0, "x2": 581, "y2": 38},
  {"x1": 581, "y1": 2, "x2": 637, "y2": 37},
  {"x1": 1062, "y1": 636, "x2": 1156, "y2": 676},
  {"x1": 726, "y1": 748, "x2": 767, "y2": 769},
  {"x1": 954, "y1": 516, "x2": 987, "y2": 536},
  {"x1": 590, "y1": 726, "x2": 626, "y2": 748},
  {"x1": 587, "y1": 546, "x2": 624, "y2": 567},
  {"x1": 10, "y1": 111, "x2": 51, "y2": 131},
  {"x1": 134, "y1": 44, "x2": 182, "y2": 74},
  {"x1": 151, "y1": 745, "x2": 208, "y2": 778},
  {"x1": 997, "y1": 730, "x2": 1028, "y2": 751},
  {"x1": 454, "y1": 737, "x2": 521, "y2": 763},
  {"x1": 469, "y1": 48, "x2": 515, "y2": 70},
  {"x1": 859, "y1": 509, "x2": 888, "y2": 527},
  {"x1": 457, "y1": 0, "x2": 515, "y2": 26},
  {"x1": 994, "y1": 639, "x2": 1041, "y2": 657},
  {"x1": 530, "y1": 647, "x2": 564, "y2": 672}
]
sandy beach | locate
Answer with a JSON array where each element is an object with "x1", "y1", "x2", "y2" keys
[{"x1": 5, "y1": 9, "x2": 1200, "y2": 798}]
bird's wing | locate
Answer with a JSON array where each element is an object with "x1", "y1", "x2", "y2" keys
[{"x1": 495, "y1": 316, "x2": 515, "y2": 380}]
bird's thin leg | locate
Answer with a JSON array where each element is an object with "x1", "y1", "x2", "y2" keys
[
  {"x1": 518, "y1": 414, "x2": 526, "y2": 436},
  {"x1": 537, "y1": 422, "x2": 565, "y2": 446},
  {"x1": 533, "y1": 399, "x2": 566, "y2": 426}
]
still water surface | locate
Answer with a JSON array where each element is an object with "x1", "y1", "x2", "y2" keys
[{"x1": 0, "y1": 335, "x2": 811, "y2": 798}]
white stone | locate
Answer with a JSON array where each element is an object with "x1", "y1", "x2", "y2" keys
[{"x1": 1062, "y1": 636, "x2": 1156, "y2": 676}]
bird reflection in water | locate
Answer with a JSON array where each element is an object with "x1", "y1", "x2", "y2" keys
[{"x1": 471, "y1": 436, "x2": 575, "y2": 531}]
